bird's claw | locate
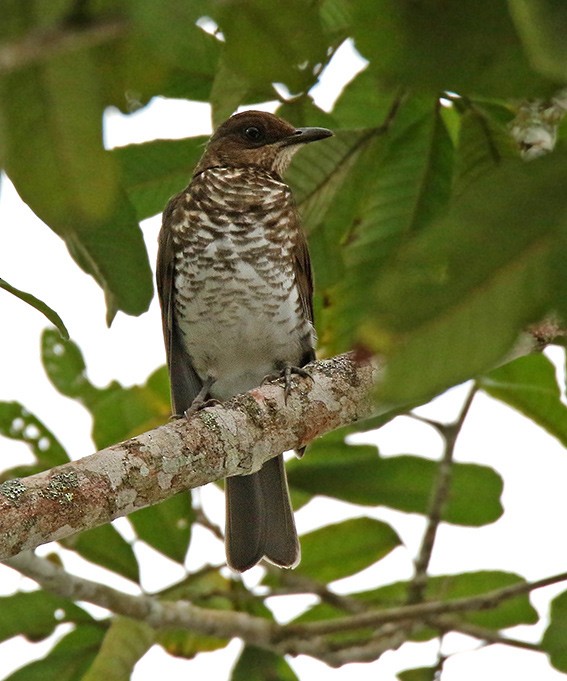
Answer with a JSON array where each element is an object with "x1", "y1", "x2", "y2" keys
[
  {"x1": 184, "y1": 397, "x2": 220, "y2": 420},
  {"x1": 262, "y1": 365, "x2": 312, "y2": 404}
]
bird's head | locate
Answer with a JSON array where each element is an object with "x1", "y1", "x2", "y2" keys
[{"x1": 195, "y1": 110, "x2": 333, "y2": 176}]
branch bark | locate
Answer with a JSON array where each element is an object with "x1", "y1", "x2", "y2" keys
[
  {"x1": 5, "y1": 551, "x2": 566, "y2": 666},
  {"x1": 0, "y1": 353, "x2": 378, "y2": 560},
  {"x1": 0, "y1": 18, "x2": 127, "y2": 75}
]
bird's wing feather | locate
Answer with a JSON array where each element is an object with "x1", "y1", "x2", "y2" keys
[
  {"x1": 293, "y1": 221, "x2": 314, "y2": 324},
  {"x1": 157, "y1": 197, "x2": 203, "y2": 415},
  {"x1": 292, "y1": 218, "x2": 316, "y2": 363}
]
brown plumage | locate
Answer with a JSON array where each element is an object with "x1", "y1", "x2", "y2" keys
[{"x1": 157, "y1": 111, "x2": 333, "y2": 571}]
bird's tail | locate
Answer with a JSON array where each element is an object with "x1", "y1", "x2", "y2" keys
[{"x1": 225, "y1": 455, "x2": 300, "y2": 572}]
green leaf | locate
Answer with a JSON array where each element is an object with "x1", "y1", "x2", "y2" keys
[
  {"x1": 81, "y1": 617, "x2": 155, "y2": 681},
  {"x1": 362, "y1": 149, "x2": 567, "y2": 404},
  {"x1": 210, "y1": 55, "x2": 252, "y2": 129},
  {"x1": 509, "y1": 0, "x2": 567, "y2": 81},
  {"x1": 5, "y1": 624, "x2": 106, "y2": 681},
  {"x1": 480, "y1": 353, "x2": 567, "y2": 447},
  {"x1": 319, "y1": 0, "x2": 351, "y2": 39},
  {"x1": 1, "y1": 52, "x2": 153, "y2": 321},
  {"x1": 1, "y1": 52, "x2": 118, "y2": 224},
  {"x1": 296, "y1": 571, "x2": 537, "y2": 633},
  {"x1": 344, "y1": 101, "x2": 454, "y2": 258},
  {"x1": 349, "y1": 0, "x2": 555, "y2": 97},
  {"x1": 41, "y1": 329, "x2": 171, "y2": 449},
  {"x1": 128, "y1": 0, "x2": 219, "y2": 83},
  {"x1": 0, "y1": 591, "x2": 92, "y2": 644},
  {"x1": 290, "y1": 440, "x2": 503, "y2": 526},
  {"x1": 112, "y1": 137, "x2": 208, "y2": 221},
  {"x1": 0, "y1": 401, "x2": 69, "y2": 470},
  {"x1": 90, "y1": 375, "x2": 171, "y2": 449},
  {"x1": 327, "y1": 101, "x2": 454, "y2": 350},
  {"x1": 276, "y1": 96, "x2": 336, "y2": 130},
  {"x1": 157, "y1": 627, "x2": 228, "y2": 659},
  {"x1": 156, "y1": 571, "x2": 234, "y2": 658},
  {"x1": 365, "y1": 571, "x2": 538, "y2": 631},
  {"x1": 63, "y1": 191, "x2": 153, "y2": 324},
  {"x1": 331, "y1": 67, "x2": 402, "y2": 129},
  {"x1": 213, "y1": 0, "x2": 328, "y2": 93},
  {"x1": 0, "y1": 279, "x2": 68, "y2": 339},
  {"x1": 453, "y1": 104, "x2": 518, "y2": 195},
  {"x1": 294, "y1": 517, "x2": 401, "y2": 582},
  {"x1": 129, "y1": 492, "x2": 194, "y2": 564},
  {"x1": 287, "y1": 128, "x2": 378, "y2": 293},
  {"x1": 41, "y1": 329, "x2": 103, "y2": 409},
  {"x1": 60, "y1": 524, "x2": 139, "y2": 583},
  {"x1": 289, "y1": 128, "x2": 375, "y2": 226},
  {"x1": 231, "y1": 646, "x2": 298, "y2": 681},
  {"x1": 398, "y1": 668, "x2": 436, "y2": 681},
  {"x1": 542, "y1": 589, "x2": 567, "y2": 672}
]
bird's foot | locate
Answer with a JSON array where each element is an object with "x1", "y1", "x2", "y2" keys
[
  {"x1": 184, "y1": 376, "x2": 219, "y2": 419},
  {"x1": 262, "y1": 364, "x2": 312, "y2": 403},
  {"x1": 184, "y1": 397, "x2": 220, "y2": 419}
]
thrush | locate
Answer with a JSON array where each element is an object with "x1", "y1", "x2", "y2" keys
[{"x1": 157, "y1": 110, "x2": 333, "y2": 571}]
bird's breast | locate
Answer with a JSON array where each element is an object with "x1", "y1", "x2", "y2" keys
[{"x1": 171, "y1": 167, "x2": 314, "y2": 398}]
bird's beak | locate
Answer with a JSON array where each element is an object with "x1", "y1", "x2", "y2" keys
[{"x1": 281, "y1": 126, "x2": 333, "y2": 147}]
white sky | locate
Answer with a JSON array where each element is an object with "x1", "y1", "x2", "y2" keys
[{"x1": 1, "y1": 40, "x2": 567, "y2": 681}]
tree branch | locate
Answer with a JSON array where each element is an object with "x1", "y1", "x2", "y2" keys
[
  {"x1": 281, "y1": 570, "x2": 567, "y2": 639},
  {"x1": 407, "y1": 383, "x2": 478, "y2": 604},
  {"x1": 0, "y1": 353, "x2": 377, "y2": 560},
  {"x1": 5, "y1": 551, "x2": 564, "y2": 666},
  {"x1": 0, "y1": 18, "x2": 127, "y2": 75}
]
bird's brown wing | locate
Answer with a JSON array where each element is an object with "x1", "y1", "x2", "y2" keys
[
  {"x1": 292, "y1": 218, "x2": 316, "y2": 363},
  {"x1": 157, "y1": 196, "x2": 203, "y2": 415}
]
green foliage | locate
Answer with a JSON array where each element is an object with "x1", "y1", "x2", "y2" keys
[
  {"x1": 480, "y1": 353, "x2": 567, "y2": 446},
  {"x1": 129, "y1": 493, "x2": 194, "y2": 564},
  {"x1": 542, "y1": 589, "x2": 567, "y2": 672},
  {"x1": 111, "y1": 137, "x2": 208, "y2": 221},
  {"x1": 41, "y1": 329, "x2": 171, "y2": 448},
  {"x1": 349, "y1": 0, "x2": 557, "y2": 96},
  {"x1": 290, "y1": 437, "x2": 503, "y2": 526},
  {"x1": 231, "y1": 646, "x2": 298, "y2": 681},
  {"x1": 293, "y1": 517, "x2": 400, "y2": 583},
  {"x1": 81, "y1": 618, "x2": 155, "y2": 681},
  {"x1": 0, "y1": 591, "x2": 93, "y2": 644},
  {"x1": 60, "y1": 524, "x2": 139, "y2": 583},
  {"x1": 0, "y1": 278, "x2": 68, "y2": 339},
  {"x1": 397, "y1": 668, "x2": 436, "y2": 681},
  {"x1": 0, "y1": 401, "x2": 69, "y2": 479},
  {"x1": 5, "y1": 624, "x2": 106, "y2": 681},
  {"x1": 2, "y1": 1, "x2": 567, "y2": 679},
  {"x1": 297, "y1": 570, "x2": 538, "y2": 632}
]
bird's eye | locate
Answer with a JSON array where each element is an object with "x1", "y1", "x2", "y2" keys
[{"x1": 244, "y1": 126, "x2": 263, "y2": 141}]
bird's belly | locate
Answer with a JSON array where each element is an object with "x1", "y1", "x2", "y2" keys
[{"x1": 175, "y1": 264, "x2": 312, "y2": 399}]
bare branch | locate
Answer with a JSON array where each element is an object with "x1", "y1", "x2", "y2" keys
[
  {"x1": 0, "y1": 353, "x2": 378, "y2": 560},
  {"x1": 5, "y1": 551, "x2": 274, "y2": 645},
  {"x1": 280, "y1": 570, "x2": 567, "y2": 639},
  {"x1": 0, "y1": 19, "x2": 127, "y2": 75},
  {"x1": 408, "y1": 383, "x2": 478, "y2": 603},
  {"x1": 5, "y1": 551, "x2": 564, "y2": 665},
  {"x1": 434, "y1": 617, "x2": 542, "y2": 653}
]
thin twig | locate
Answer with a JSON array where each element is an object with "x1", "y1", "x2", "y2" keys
[
  {"x1": 194, "y1": 506, "x2": 225, "y2": 542},
  {"x1": 269, "y1": 570, "x2": 368, "y2": 614},
  {"x1": 434, "y1": 617, "x2": 542, "y2": 653},
  {"x1": 407, "y1": 383, "x2": 478, "y2": 604},
  {"x1": 281, "y1": 569, "x2": 567, "y2": 639}
]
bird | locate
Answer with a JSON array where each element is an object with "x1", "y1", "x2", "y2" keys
[{"x1": 156, "y1": 110, "x2": 333, "y2": 571}]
